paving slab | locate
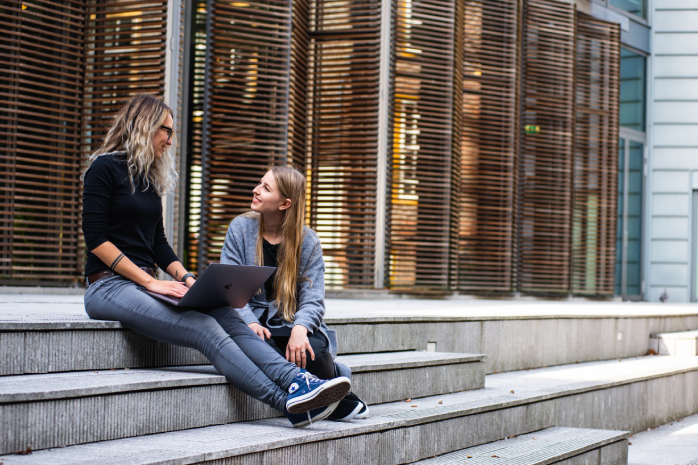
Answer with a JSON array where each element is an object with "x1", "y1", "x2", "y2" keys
[
  {"x1": 627, "y1": 412, "x2": 698, "y2": 465},
  {"x1": 411, "y1": 427, "x2": 628, "y2": 464},
  {"x1": 1, "y1": 356, "x2": 697, "y2": 464}
]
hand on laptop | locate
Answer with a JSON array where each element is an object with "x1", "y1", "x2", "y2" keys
[{"x1": 146, "y1": 279, "x2": 189, "y2": 298}]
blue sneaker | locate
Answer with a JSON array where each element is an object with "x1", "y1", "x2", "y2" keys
[
  {"x1": 328, "y1": 392, "x2": 369, "y2": 421},
  {"x1": 286, "y1": 402, "x2": 339, "y2": 428},
  {"x1": 285, "y1": 369, "x2": 351, "y2": 414}
]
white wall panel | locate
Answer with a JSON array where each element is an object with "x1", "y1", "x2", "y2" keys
[
  {"x1": 652, "y1": 149, "x2": 698, "y2": 169},
  {"x1": 651, "y1": 239, "x2": 689, "y2": 263},
  {"x1": 654, "y1": 101, "x2": 698, "y2": 123},
  {"x1": 651, "y1": 193, "x2": 690, "y2": 216},
  {"x1": 651, "y1": 217, "x2": 689, "y2": 240},
  {"x1": 655, "y1": 79, "x2": 698, "y2": 100},
  {"x1": 649, "y1": 286, "x2": 688, "y2": 302},
  {"x1": 655, "y1": 0, "x2": 698, "y2": 9},
  {"x1": 654, "y1": 11, "x2": 698, "y2": 32},
  {"x1": 654, "y1": 33, "x2": 698, "y2": 55},
  {"x1": 654, "y1": 56, "x2": 698, "y2": 77},
  {"x1": 651, "y1": 171, "x2": 690, "y2": 192},
  {"x1": 653, "y1": 125, "x2": 698, "y2": 146},
  {"x1": 650, "y1": 263, "x2": 688, "y2": 285}
]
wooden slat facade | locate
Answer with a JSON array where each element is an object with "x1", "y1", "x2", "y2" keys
[
  {"x1": 571, "y1": 14, "x2": 620, "y2": 295},
  {"x1": 200, "y1": 0, "x2": 299, "y2": 267},
  {"x1": 518, "y1": 0, "x2": 576, "y2": 293},
  {"x1": 458, "y1": 0, "x2": 519, "y2": 292},
  {"x1": 388, "y1": 0, "x2": 459, "y2": 291},
  {"x1": 306, "y1": 0, "x2": 384, "y2": 288},
  {"x1": 0, "y1": 0, "x2": 85, "y2": 281}
]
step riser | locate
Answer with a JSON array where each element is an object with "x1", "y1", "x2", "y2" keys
[
  {"x1": 5, "y1": 315, "x2": 698, "y2": 375},
  {"x1": 650, "y1": 336, "x2": 698, "y2": 356},
  {"x1": 0, "y1": 361, "x2": 485, "y2": 454},
  {"x1": 556, "y1": 442, "x2": 628, "y2": 465}
]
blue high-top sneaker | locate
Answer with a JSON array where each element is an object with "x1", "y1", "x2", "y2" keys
[
  {"x1": 285, "y1": 402, "x2": 340, "y2": 428},
  {"x1": 285, "y1": 369, "x2": 351, "y2": 414}
]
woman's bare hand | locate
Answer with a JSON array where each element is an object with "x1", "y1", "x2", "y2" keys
[
  {"x1": 248, "y1": 322, "x2": 271, "y2": 340},
  {"x1": 286, "y1": 325, "x2": 315, "y2": 368},
  {"x1": 145, "y1": 279, "x2": 188, "y2": 298}
]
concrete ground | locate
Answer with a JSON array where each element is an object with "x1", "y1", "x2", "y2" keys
[{"x1": 628, "y1": 412, "x2": 698, "y2": 465}]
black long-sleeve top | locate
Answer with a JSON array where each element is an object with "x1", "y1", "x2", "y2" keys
[{"x1": 81, "y1": 152, "x2": 179, "y2": 277}]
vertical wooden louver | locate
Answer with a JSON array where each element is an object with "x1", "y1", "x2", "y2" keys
[
  {"x1": 0, "y1": 0, "x2": 85, "y2": 281},
  {"x1": 306, "y1": 0, "x2": 384, "y2": 288},
  {"x1": 518, "y1": 0, "x2": 576, "y2": 293},
  {"x1": 571, "y1": 14, "x2": 619, "y2": 295},
  {"x1": 200, "y1": 0, "x2": 297, "y2": 266},
  {"x1": 458, "y1": 0, "x2": 519, "y2": 292},
  {"x1": 389, "y1": 0, "x2": 458, "y2": 291}
]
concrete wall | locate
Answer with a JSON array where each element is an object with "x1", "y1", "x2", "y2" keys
[{"x1": 648, "y1": 0, "x2": 698, "y2": 302}]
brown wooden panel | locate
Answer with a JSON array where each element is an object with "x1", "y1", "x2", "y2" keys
[
  {"x1": 306, "y1": 0, "x2": 384, "y2": 288},
  {"x1": 1, "y1": 0, "x2": 85, "y2": 281},
  {"x1": 518, "y1": 0, "x2": 576, "y2": 293},
  {"x1": 388, "y1": 0, "x2": 460, "y2": 291},
  {"x1": 200, "y1": 0, "x2": 298, "y2": 268},
  {"x1": 571, "y1": 13, "x2": 620, "y2": 295},
  {"x1": 458, "y1": 0, "x2": 519, "y2": 292}
]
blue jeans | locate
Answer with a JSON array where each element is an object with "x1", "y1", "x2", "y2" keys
[{"x1": 84, "y1": 276, "x2": 300, "y2": 412}]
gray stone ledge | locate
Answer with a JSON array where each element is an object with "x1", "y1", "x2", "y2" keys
[
  {"x1": 1, "y1": 356, "x2": 696, "y2": 464},
  {"x1": 410, "y1": 427, "x2": 629, "y2": 464},
  {"x1": 0, "y1": 352, "x2": 485, "y2": 403}
]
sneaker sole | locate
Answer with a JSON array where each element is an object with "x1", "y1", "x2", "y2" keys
[
  {"x1": 291, "y1": 402, "x2": 339, "y2": 428},
  {"x1": 286, "y1": 377, "x2": 351, "y2": 414}
]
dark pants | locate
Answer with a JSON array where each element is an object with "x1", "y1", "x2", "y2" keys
[{"x1": 265, "y1": 332, "x2": 335, "y2": 380}]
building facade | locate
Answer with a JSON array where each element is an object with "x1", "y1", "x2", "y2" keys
[{"x1": 0, "y1": 0, "x2": 684, "y2": 302}]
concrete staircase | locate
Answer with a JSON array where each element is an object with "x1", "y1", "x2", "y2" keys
[
  {"x1": 650, "y1": 330, "x2": 698, "y2": 356},
  {"x1": 2, "y1": 300, "x2": 698, "y2": 464}
]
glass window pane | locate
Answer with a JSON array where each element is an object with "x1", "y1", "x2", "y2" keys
[
  {"x1": 626, "y1": 141, "x2": 643, "y2": 296},
  {"x1": 620, "y1": 49, "x2": 646, "y2": 132},
  {"x1": 615, "y1": 138, "x2": 625, "y2": 296},
  {"x1": 610, "y1": 0, "x2": 645, "y2": 19}
]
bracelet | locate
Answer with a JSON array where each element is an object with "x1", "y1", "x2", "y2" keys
[
  {"x1": 110, "y1": 253, "x2": 125, "y2": 271},
  {"x1": 180, "y1": 272, "x2": 195, "y2": 283}
]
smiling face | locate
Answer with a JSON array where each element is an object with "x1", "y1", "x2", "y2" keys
[
  {"x1": 251, "y1": 170, "x2": 291, "y2": 216},
  {"x1": 152, "y1": 113, "x2": 173, "y2": 160}
]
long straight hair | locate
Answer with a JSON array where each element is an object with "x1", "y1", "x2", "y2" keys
[
  {"x1": 254, "y1": 166, "x2": 307, "y2": 322},
  {"x1": 82, "y1": 93, "x2": 177, "y2": 196}
]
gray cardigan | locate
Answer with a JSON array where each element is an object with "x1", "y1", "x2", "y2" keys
[{"x1": 220, "y1": 214, "x2": 344, "y2": 369}]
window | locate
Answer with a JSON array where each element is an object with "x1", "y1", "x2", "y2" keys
[
  {"x1": 619, "y1": 48, "x2": 646, "y2": 131},
  {"x1": 610, "y1": 0, "x2": 645, "y2": 19}
]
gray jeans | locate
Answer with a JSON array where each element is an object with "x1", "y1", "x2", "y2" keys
[{"x1": 84, "y1": 276, "x2": 299, "y2": 412}]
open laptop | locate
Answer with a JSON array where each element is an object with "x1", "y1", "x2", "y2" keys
[{"x1": 140, "y1": 263, "x2": 275, "y2": 308}]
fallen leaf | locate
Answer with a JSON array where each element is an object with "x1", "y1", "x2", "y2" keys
[
  {"x1": 510, "y1": 390, "x2": 515, "y2": 394},
  {"x1": 404, "y1": 398, "x2": 411, "y2": 402},
  {"x1": 411, "y1": 405, "x2": 418, "y2": 408},
  {"x1": 628, "y1": 442, "x2": 632, "y2": 445},
  {"x1": 15, "y1": 447, "x2": 32, "y2": 455},
  {"x1": 532, "y1": 437, "x2": 537, "y2": 440},
  {"x1": 438, "y1": 401, "x2": 443, "y2": 404},
  {"x1": 491, "y1": 455, "x2": 499, "y2": 458},
  {"x1": 467, "y1": 455, "x2": 472, "y2": 458}
]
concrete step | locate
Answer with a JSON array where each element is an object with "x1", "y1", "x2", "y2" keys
[
  {"x1": 0, "y1": 351, "x2": 485, "y2": 454},
  {"x1": 4, "y1": 298, "x2": 698, "y2": 375},
  {"x1": 1, "y1": 356, "x2": 697, "y2": 464},
  {"x1": 650, "y1": 330, "x2": 698, "y2": 356},
  {"x1": 410, "y1": 427, "x2": 628, "y2": 464}
]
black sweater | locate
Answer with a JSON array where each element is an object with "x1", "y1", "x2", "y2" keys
[{"x1": 81, "y1": 152, "x2": 179, "y2": 277}]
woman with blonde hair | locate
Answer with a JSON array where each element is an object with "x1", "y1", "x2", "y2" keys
[
  {"x1": 220, "y1": 166, "x2": 369, "y2": 422},
  {"x1": 81, "y1": 94, "x2": 350, "y2": 428}
]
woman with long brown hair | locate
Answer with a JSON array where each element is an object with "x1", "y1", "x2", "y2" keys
[
  {"x1": 81, "y1": 94, "x2": 350, "y2": 428},
  {"x1": 220, "y1": 166, "x2": 369, "y2": 422}
]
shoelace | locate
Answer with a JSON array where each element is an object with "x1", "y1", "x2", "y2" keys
[{"x1": 300, "y1": 371, "x2": 320, "y2": 389}]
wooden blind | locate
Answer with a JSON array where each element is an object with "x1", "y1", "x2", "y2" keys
[
  {"x1": 0, "y1": 0, "x2": 85, "y2": 281},
  {"x1": 200, "y1": 0, "x2": 298, "y2": 267},
  {"x1": 571, "y1": 13, "x2": 619, "y2": 295},
  {"x1": 388, "y1": 0, "x2": 459, "y2": 291},
  {"x1": 306, "y1": 0, "x2": 384, "y2": 288},
  {"x1": 518, "y1": 0, "x2": 576, "y2": 293},
  {"x1": 458, "y1": 0, "x2": 519, "y2": 292},
  {"x1": 184, "y1": 1, "x2": 208, "y2": 272}
]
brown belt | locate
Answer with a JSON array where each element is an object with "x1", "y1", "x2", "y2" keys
[{"x1": 86, "y1": 267, "x2": 156, "y2": 286}]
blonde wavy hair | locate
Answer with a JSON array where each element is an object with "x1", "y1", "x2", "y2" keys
[
  {"x1": 82, "y1": 94, "x2": 178, "y2": 195},
  {"x1": 252, "y1": 166, "x2": 308, "y2": 322}
]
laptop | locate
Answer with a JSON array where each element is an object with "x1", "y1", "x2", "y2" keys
[{"x1": 140, "y1": 263, "x2": 275, "y2": 308}]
